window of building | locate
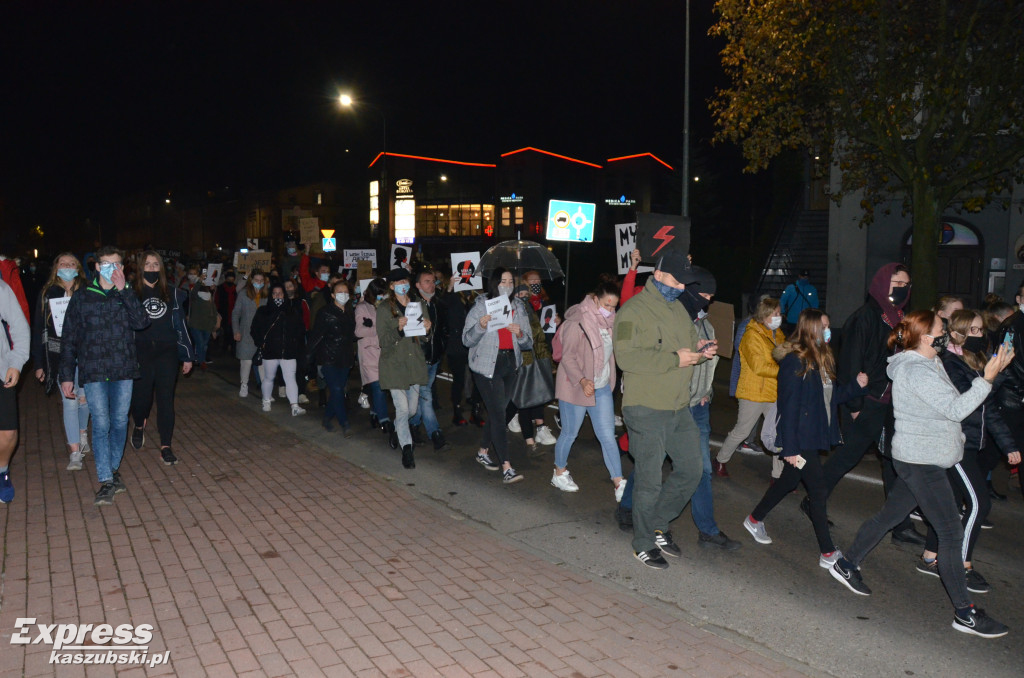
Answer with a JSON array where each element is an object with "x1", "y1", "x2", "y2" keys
[{"x1": 415, "y1": 203, "x2": 495, "y2": 237}]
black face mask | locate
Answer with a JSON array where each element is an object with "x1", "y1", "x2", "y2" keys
[
  {"x1": 273, "y1": 298, "x2": 284, "y2": 307},
  {"x1": 963, "y1": 336, "x2": 988, "y2": 354},
  {"x1": 931, "y1": 331, "x2": 949, "y2": 354},
  {"x1": 888, "y1": 286, "x2": 909, "y2": 306},
  {"x1": 679, "y1": 289, "x2": 705, "y2": 321},
  {"x1": 143, "y1": 271, "x2": 160, "y2": 284}
]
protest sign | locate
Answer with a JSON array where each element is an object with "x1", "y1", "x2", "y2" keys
[
  {"x1": 403, "y1": 301, "x2": 426, "y2": 337},
  {"x1": 343, "y1": 249, "x2": 378, "y2": 270},
  {"x1": 356, "y1": 260, "x2": 374, "y2": 281},
  {"x1": 450, "y1": 251, "x2": 482, "y2": 292},
  {"x1": 485, "y1": 295, "x2": 513, "y2": 332},
  {"x1": 234, "y1": 251, "x2": 273, "y2": 275},
  {"x1": 635, "y1": 213, "x2": 691, "y2": 264},
  {"x1": 540, "y1": 304, "x2": 557, "y2": 334},
  {"x1": 203, "y1": 263, "x2": 222, "y2": 287},
  {"x1": 615, "y1": 222, "x2": 654, "y2": 275},
  {"x1": 390, "y1": 244, "x2": 412, "y2": 271},
  {"x1": 706, "y1": 301, "x2": 735, "y2": 357},
  {"x1": 48, "y1": 296, "x2": 70, "y2": 337},
  {"x1": 299, "y1": 217, "x2": 321, "y2": 253}
]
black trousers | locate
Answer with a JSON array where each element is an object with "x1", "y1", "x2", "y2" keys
[
  {"x1": 506, "y1": 403, "x2": 544, "y2": 440},
  {"x1": 753, "y1": 451, "x2": 834, "y2": 553},
  {"x1": 448, "y1": 352, "x2": 480, "y2": 411},
  {"x1": 822, "y1": 399, "x2": 914, "y2": 533},
  {"x1": 472, "y1": 351, "x2": 518, "y2": 465},
  {"x1": 131, "y1": 340, "x2": 179, "y2": 447}
]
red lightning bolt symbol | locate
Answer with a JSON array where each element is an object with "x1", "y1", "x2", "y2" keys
[{"x1": 652, "y1": 225, "x2": 675, "y2": 255}]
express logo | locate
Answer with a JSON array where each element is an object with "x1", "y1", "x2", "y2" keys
[
  {"x1": 142, "y1": 297, "x2": 168, "y2": 319},
  {"x1": 11, "y1": 619, "x2": 169, "y2": 668}
]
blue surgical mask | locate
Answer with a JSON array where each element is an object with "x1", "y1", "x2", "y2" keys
[
  {"x1": 394, "y1": 283, "x2": 410, "y2": 296},
  {"x1": 57, "y1": 268, "x2": 77, "y2": 282},
  {"x1": 653, "y1": 280, "x2": 684, "y2": 303},
  {"x1": 823, "y1": 328, "x2": 832, "y2": 344},
  {"x1": 98, "y1": 262, "x2": 116, "y2": 282},
  {"x1": 252, "y1": 282, "x2": 265, "y2": 291},
  {"x1": 319, "y1": 273, "x2": 330, "y2": 282}
]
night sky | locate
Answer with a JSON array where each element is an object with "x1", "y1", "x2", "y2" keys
[{"x1": 2, "y1": 1, "x2": 734, "y2": 238}]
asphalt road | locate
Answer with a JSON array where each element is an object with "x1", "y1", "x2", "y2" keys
[{"x1": 203, "y1": 350, "x2": 1024, "y2": 678}]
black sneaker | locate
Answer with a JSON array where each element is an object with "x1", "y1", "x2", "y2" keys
[
  {"x1": 891, "y1": 525, "x2": 926, "y2": 547},
  {"x1": 654, "y1": 530, "x2": 682, "y2": 558},
  {"x1": 431, "y1": 430, "x2": 450, "y2": 451},
  {"x1": 953, "y1": 606, "x2": 1008, "y2": 638},
  {"x1": 616, "y1": 505, "x2": 633, "y2": 532},
  {"x1": 411, "y1": 425, "x2": 426, "y2": 445},
  {"x1": 160, "y1": 447, "x2": 178, "y2": 466},
  {"x1": 980, "y1": 519, "x2": 993, "y2": 530},
  {"x1": 401, "y1": 444, "x2": 415, "y2": 469},
  {"x1": 698, "y1": 531, "x2": 742, "y2": 551},
  {"x1": 909, "y1": 509, "x2": 924, "y2": 522},
  {"x1": 94, "y1": 483, "x2": 117, "y2": 506},
  {"x1": 965, "y1": 568, "x2": 990, "y2": 594},
  {"x1": 502, "y1": 467, "x2": 523, "y2": 484},
  {"x1": 916, "y1": 557, "x2": 939, "y2": 577},
  {"x1": 111, "y1": 471, "x2": 126, "y2": 494},
  {"x1": 830, "y1": 560, "x2": 871, "y2": 596},
  {"x1": 130, "y1": 426, "x2": 145, "y2": 450},
  {"x1": 634, "y1": 549, "x2": 669, "y2": 569}
]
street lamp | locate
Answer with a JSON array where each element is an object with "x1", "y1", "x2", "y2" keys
[{"x1": 339, "y1": 92, "x2": 388, "y2": 245}]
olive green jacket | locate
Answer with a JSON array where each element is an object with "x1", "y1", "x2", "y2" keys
[{"x1": 376, "y1": 300, "x2": 429, "y2": 390}]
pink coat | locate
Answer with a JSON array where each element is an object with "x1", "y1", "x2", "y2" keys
[
  {"x1": 555, "y1": 298, "x2": 616, "y2": 407},
  {"x1": 354, "y1": 300, "x2": 382, "y2": 385}
]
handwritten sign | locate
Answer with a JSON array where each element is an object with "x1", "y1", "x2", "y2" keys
[
  {"x1": 343, "y1": 249, "x2": 378, "y2": 269},
  {"x1": 485, "y1": 295, "x2": 513, "y2": 332},
  {"x1": 234, "y1": 251, "x2": 273, "y2": 275},
  {"x1": 450, "y1": 251, "x2": 482, "y2": 291},
  {"x1": 404, "y1": 301, "x2": 426, "y2": 337},
  {"x1": 540, "y1": 304, "x2": 557, "y2": 334},
  {"x1": 48, "y1": 296, "x2": 71, "y2": 337},
  {"x1": 356, "y1": 260, "x2": 374, "y2": 281},
  {"x1": 299, "y1": 217, "x2": 320, "y2": 252},
  {"x1": 203, "y1": 263, "x2": 222, "y2": 287},
  {"x1": 615, "y1": 222, "x2": 654, "y2": 275}
]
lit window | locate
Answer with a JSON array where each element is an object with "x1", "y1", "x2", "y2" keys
[{"x1": 316, "y1": 191, "x2": 323, "y2": 205}]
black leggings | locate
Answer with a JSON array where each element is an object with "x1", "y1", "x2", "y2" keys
[
  {"x1": 506, "y1": 403, "x2": 544, "y2": 440},
  {"x1": 472, "y1": 351, "x2": 517, "y2": 465},
  {"x1": 447, "y1": 353, "x2": 480, "y2": 410},
  {"x1": 131, "y1": 340, "x2": 180, "y2": 447},
  {"x1": 753, "y1": 451, "x2": 834, "y2": 553},
  {"x1": 923, "y1": 452, "x2": 989, "y2": 562}
]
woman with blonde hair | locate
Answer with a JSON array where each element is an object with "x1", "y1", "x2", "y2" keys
[{"x1": 31, "y1": 252, "x2": 91, "y2": 471}]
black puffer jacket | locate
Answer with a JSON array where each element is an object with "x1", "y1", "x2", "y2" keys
[
  {"x1": 942, "y1": 351, "x2": 1017, "y2": 455},
  {"x1": 250, "y1": 300, "x2": 305, "y2": 360},
  {"x1": 837, "y1": 297, "x2": 895, "y2": 412},
  {"x1": 58, "y1": 279, "x2": 150, "y2": 385},
  {"x1": 996, "y1": 311, "x2": 1024, "y2": 409},
  {"x1": 309, "y1": 302, "x2": 355, "y2": 369},
  {"x1": 442, "y1": 291, "x2": 474, "y2": 358}
]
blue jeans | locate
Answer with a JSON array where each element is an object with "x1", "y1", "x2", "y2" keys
[
  {"x1": 61, "y1": 369, "x2": 90, "y2": 446},
  {"x1": 191, "y1": 329, "x2": 211, "y2": 363},
  {"x1": 409, "y1": 362, "x2": 440, "y2": 435},
  {"x1": 366, "y1": 381, "x2": 390, "y2": 424},
  {"x1": 322, "y1": 365, "x2": 352, "y2": 429},
  {"x1": 390, "y1": 386, "x2": 420, "y2": 448},
  {"x1": 83, "y1": 380, "x2": 133, "y2": 484},
  {"x1": 554, "y1": 385, "x2": 622, "y2": 478},
  {"x1": 689, "y1": 401, "x2": 720, "y2": 536}
]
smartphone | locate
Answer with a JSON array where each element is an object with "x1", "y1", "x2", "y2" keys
[
  {"x1": 1004, "y1": 330, "x2": 1015, "y2": 352},
  {"x1": 792, "y1": 455, "x2": 806, "y2": 469}
]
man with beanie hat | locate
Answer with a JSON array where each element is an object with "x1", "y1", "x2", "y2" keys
[
  {"x1": 613, "y1": 250, "x2": 719, "y2": 568},
  {"x1": 812, "y1": 263, "x2": 926, "y2": 546}
]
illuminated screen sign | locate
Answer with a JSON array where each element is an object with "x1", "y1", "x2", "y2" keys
[{"x1": 546, "y1": 200, "x2": 595, "y2": 242}]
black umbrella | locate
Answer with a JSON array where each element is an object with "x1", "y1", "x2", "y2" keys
[{"x1": 477, "y1": 240, "x2": 565, "y2": 280}]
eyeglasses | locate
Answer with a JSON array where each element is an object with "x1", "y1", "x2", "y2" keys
[{"x1": 968, "y1": 326, "x2": 984, "y2": 335}]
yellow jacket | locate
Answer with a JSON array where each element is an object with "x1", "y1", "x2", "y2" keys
[{"x1": 735, "y1": 320, "x2": 785, "y2": 402}]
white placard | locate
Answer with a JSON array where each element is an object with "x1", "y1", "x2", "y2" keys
[
  {"x1": 390, "y1": 244, "x2": 412, "y2": 271},
  {"x1": 540, "y1": 304, "x2": 557, "y2": 334},
  {"x1": 403, "y1": 301, "x2": 426, "y2": 337},
  {"x1": 343, "y1": 249, "x2": 378, "y2": 269},
  {"x1": 48, "y1": 296, "x2": 71, "y2": 338},
  {"x1": 485, "y1": 295, "x2": 513, "y2": 332},
  {"x1": 203, "y1": 263, "x2": 222, "y2": 287},
  {"x1": 450, "y1": 251, "x2": 482, "y2": 292},
  {"x1": 615, "y1": 222, "x2": 654, "y2": 275},
  {"x1": 357, "y1": 279, "x2": 373, "y2": 296}
]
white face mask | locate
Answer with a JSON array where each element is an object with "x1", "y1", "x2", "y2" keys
[
  {"x1": 498, "y1": 284, "x2": 514, "y2": 297},
  {"x1": 766, "y1": 316, "x2": 782, "y2": 331},
  {"x1": 197, "y1": 291, "x2": 211, "y2": 301},
  {"x1": 335, "y1": 293, "x2": 349, "y2": 305}
]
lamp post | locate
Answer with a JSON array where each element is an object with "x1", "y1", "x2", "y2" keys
[
  {"x1": 682, "y1": 0, "x2": 691, "y2": 218},
  {"x1": 339, "y1": 94, "x2": 388, "y2": 246}
]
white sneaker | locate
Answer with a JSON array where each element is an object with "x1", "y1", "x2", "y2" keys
[
  {"x1": 278, "y1": 386, "x2": 286, "y2": 398},
  {"x1": 298, "y1": 394, "x2": 309, "y2": 404},
  {"x1": 507, "y1": 417, "x2": 521, "y2": 433},
  {"x1": 239, "y1": 383, "x2": 249, "y2": 398},
  {"x1": 550, "y1": 470, "x2": 579, "y2": 492},
  {"x1": 535, "y1": 425, "x2": 557, "y2": 446},
  {"x1": 291, "y1": 404, "x2": 306, "y2": 416},
  {"x1": 67, "y1": 451, "x2": 84, "y2": 471},
  {"x1": 614, "y1": 415, "x2": 624, "y2": 428},
  {"x1": 358, "y1": 393, "x2": 370, "y2": 409},
  {"x1": 262, "y1": 399, "x2": 272, "y2": 412},
  {"x1": 79, "y1": 432, "x2": 91, "y2": 455},
  {"x1": 614, "y1": 479, "x2": 628, "y2": 503},
  {"x1": 819, "y1": 549, "x2": 843, "y2": 569}
]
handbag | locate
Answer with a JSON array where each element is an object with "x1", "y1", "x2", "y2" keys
[{"x1": 511, "y1": 356, "x2": 555, "y2": 409}]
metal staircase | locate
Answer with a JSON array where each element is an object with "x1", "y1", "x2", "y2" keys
[{"x1": 754, "y1": 209, "x2": 830, "y2": 305}]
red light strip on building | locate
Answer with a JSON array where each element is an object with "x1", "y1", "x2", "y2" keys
[
  {"x1": 368, "y1": 152, "x2": 496, "y2": 169},
  {"x1": 500, "y1": 147, "x2": 603, "y2": 169},
  {"x1": 606, "y1": 153, "x2": 674, "y2": 170}
]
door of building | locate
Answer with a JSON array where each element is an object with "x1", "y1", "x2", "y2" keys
[{"x1": 900, "y1": 219, "x2": 985, "y2": 306}]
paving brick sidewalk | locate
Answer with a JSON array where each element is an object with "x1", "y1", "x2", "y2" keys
[{"x1": 0, "y1": 377, "x2": 811, "y2": 678}]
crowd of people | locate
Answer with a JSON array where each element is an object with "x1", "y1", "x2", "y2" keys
[{"x1": 1, "y1": 243, "x2": 1022, "y2": 640}]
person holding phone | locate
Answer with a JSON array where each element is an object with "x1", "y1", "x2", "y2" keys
[
  {"x1": 830, "y1": 310, "x2": 1013, "y2": 638},
  {"x1": 59, "y1": 246, "x2": 150, "y2": 506},
  {"x1": 743, "y1": 310, "x2": 867, "y2": 567}
]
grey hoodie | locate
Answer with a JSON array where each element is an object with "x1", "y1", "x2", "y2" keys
[
  {"x1": 0, "y1": 280, "x2": 30, "y2": 378},
  {"x1": 887, "y1": 350, "x2": 991, "y2": 468}
]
